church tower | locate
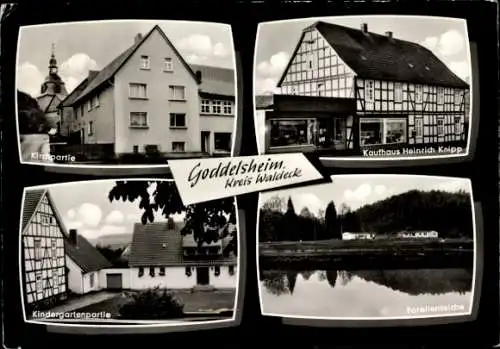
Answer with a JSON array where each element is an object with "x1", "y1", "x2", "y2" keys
[{"x1": 40, "y1": 44, "x2": 68, "y2": 96}]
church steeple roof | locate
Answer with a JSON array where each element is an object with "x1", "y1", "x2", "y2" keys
[
  {"x1": 49, "y1": 43, "x2": 58, "y2": 74},
  {"x1": 39, "y1": 43, "x2": 67, "y2": 97}
]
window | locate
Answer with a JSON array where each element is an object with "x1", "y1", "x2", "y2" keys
[
  {"x1": 144, "y1": 144, "x2": 159, "y2": 154},
  {"x1": 269, "y1": 119, "x2": 315, "y2": 148},
  {"x1": 415, "y1": 85, "x2": 423, "y2": 103},
  {"x1": 172, "y1": 142, "x2": 185, "y2": 152},
  {"x1": 34, "y1": 238, "x2": 42, "y2": 260},
  {"x1": 169, "y1": 85, "x2": 185, "y2": 100},
  {"x1": 214, "y1": 266, "x2": 221, "y2": 277},
  {"x1": 359, "y1": 118, "x2": 407, "y2": 146},
  {"x1": 306, "y1": 54, "x2": 314, "y2": 71},
  {"x1": 159, "y1": 267, "x2": 166, "y2": 276},
  {"x1": 415, "y1": 118, "x2": 423, "y2": 138},
  {"x1": 87, "y1": 99, "x2": 93, "y2": 111},
  {"x1": 53, "y1": 269, "x2": 58, "y2": 287},
  {"x1": 228, "y1": 265, "x2": 235, "y2": 276},
  {"x1": 223, "y1": 101, "x2": 232, "y2": 114},
  {"x1": 394, "y1": 83, "x2": 403, "y2": 103},
  {"x1": 140, "y1": 55, "x2": 150, "y2": 70},
  {"x1": 149, "y1": 267, "x2": 155, "y2": 277},
  {"x1": 212, "y1": 100, "x2": 222, "y2": 114},
  {"x1": 454, "y1": 90, "x2": 463, "y2": 105},
  {"x1": 138, "y1": 267, "x2": 144, "y2": 277},
  {"x1": 437, "y1": 87, "x2": 444, "y2": 104},
  {"x1": 454, "y1": 116, "x2": 462, "y2": 134},
  {"x1": 214, "y1": 133, "x2": 232, "y2": 152},
  {"x1": 88, "y1": 121, "x2": 94, "y2": 136},
  {"x1": 170, "y1": 113, "x2": 186, "y2": 128},
  {"x1": 129, "y1": 83, "x2": 147, "y2": 99},
  {"x1": 437, "y1": 117, "x2": 445, "y2": 136},
  {"x1": 164, "y1": 57, "x2": 173, "y2": 72},
  {"x1": 36, "y1": 272, "x2": 42, "y2": 292},
  {"x1": 185, "y1": 267, "x2": 192, "y2": 277},
  {"x1": 133, "y1": 145, "x2": 139, "y2": 153},
  {"x1": 51, "y1": 239, "x2": 57, "y2": 260},
  {"x1": 94, "y1": 95, "x2": 100, "y2": 108},
  {"x1": 90, "y1": 273, "x2": 95, "y2": 287},
  {"x1": 130, "y1": 112, "x2": 148, "y2": 128},
  {"x1": 201, "y1": 99, "x2": 211, "y2": 113},
  {"x1": 365, "y1": 80, "x2": 374, "y2": 102},
  {"x1": 40, "y1": 214, "x2": 51, "y2": 226},
  {"x1": 80, "y1": 105, "x2": 84, "y2": 117}
]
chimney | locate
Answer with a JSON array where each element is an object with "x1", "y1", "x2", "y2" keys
[
  {"x1": 88, "y1": 70, "x2": 100, "y2": 81},
  {"x1": 69, "y1": 229, "x2": 78, "y2": 246},
  {"x1": 361, "y1": 23, "x2": 368, "y2": 33},
  {"x1": 167, "y1": 217, "x2": 175, "y2": 230},
  {"x1": 195, "y1": 70, "x2": 202, "y2": 84},
  {"x1": 134, "y1": 33, "x2": 143, "y2": 44},
  {"x1": 385, "y1": 31, "x2": 393, "y2": 38}
]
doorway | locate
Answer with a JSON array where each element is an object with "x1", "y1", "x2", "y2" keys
[
  {"x1": 201, "y1": 132, "x2": 210, "y2": 153},
  {"x1": 196, "y1": 267, "x2": 210, "y2": 286}
]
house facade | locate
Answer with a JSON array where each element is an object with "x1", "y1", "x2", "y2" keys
[
  {"x1": 21, "y1": 190, "x2": 112, "y2": 314},
  {"x1": 257, "y1": 21, "x2": 470, "y2": 156},
  {"x1": 100, "y1": 220, "x2": 238, "y2": 291},
  {"x1": 397, "y1": 230, "x2": 439, "y2": 239},
  {"x1": 64, "y1": 229, "x2": 113, "y2": 294},
  {"x1": 21, "y1": 190, "x2": 67, "y2": 313},
  {"x1": 56, "y1": 25, "x2": 235, "y2": 160}
]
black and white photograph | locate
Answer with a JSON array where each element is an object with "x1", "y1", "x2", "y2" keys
[
  {"x1": 254, "y1": 16, "x2": 472, "y2": 160},
  {"x1": 20, "y1": 179, "x2": 239, "y2": 326},
  {"x1": 257, "y1": 175, "x2": 475, "y2": 320},
  {"x1": 16, "y1": 20, "x2": 236, "y2": 166}
]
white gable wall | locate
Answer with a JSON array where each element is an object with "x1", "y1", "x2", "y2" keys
[
  {"x1": 114, "y1": 28, "x2": 201, "y2": 155},
  {"x1": 65, "y1": 256, "x2": 102, "y2": 294}
]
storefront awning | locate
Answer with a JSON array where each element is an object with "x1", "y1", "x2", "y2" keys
[{"x1": 259, "y1": 94, "x2": 356, "y2": 115}]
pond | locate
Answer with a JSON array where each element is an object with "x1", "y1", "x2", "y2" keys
[{"x1": 259, "y1": 268, "x2": 473, "y2": 319}]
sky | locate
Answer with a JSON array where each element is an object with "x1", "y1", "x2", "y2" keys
[
  {"x1": 254, "y1": 15, "x2": 471, "y2": 95},
  {"x1": 17, "y1": 20, "x2": 235, "y2": 97},
  {"x1": 260, "y1": 175, "x2": 472, "y2": 216},
  {"x1": 40, "y1": 180, "x2": 186, "y2": 241}
]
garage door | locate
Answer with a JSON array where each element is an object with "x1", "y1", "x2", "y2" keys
[{"x1": 106, "y1": 273, "x2": 123, "y2": 290}]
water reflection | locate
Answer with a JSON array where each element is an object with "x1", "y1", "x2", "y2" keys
[{"x1": 259, "y1": 269, "x2": 473, "y2": 318}]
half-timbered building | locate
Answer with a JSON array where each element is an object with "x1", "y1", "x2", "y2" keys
[
  {"x1": 21, "y1": 190, "x2": 67, "y2": 313},
  {"x1": 256, "y1": 21, "x2": 470, "y2": 157}
]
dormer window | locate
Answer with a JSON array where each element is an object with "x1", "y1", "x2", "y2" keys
[{"x1": 140, "y1": 55, "x2": 150, "y2": 70}]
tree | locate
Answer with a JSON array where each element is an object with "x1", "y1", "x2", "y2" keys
[
  {"x1": 281, "y1": 196, "x2": 299, "y2": 241},
  {"x1": 261, "y1": 195, "x2": 286, "y2": 213},
  {"x1": 324, "y1": 201, "x2": 341, "y2": 239},
  {"x1": 17, "y1": 90, "x2": 53, "y2": 134},
  {"x1": 108, "y1": 181, "x2": 237, "y2": 255},
  {"x1": 339, "y1": 203, "x2": 350, "y2": 235}
]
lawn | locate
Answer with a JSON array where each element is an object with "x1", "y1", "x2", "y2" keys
[{"x1": 72, "y1": 289, "x2": 236, "y2": 319}]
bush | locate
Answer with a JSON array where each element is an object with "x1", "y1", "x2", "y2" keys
[
  {"x1": 119, "y1": 287, "x2": 185, "y2": 320},
  {"x1": 17, "y1": 90, "x2": 53, "y2": 134}
]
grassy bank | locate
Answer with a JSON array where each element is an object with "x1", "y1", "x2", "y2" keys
[{"x1": 259, "y1": 238, "x2": 474, "y2": 270}]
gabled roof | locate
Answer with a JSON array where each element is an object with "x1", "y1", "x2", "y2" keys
[
  {"x1": 59, "y1": 76, "x2": 91, "y2": 108},
  {"x1": 71, "y1": 25, "x2": 199, "y2": 105},
  {"x1": 190, "y1": 64, "x2": 235, "y2": 98},
  {"x1": 277, "y1": 21, "x2": 469, "y2": 89},
  {"x1": 21, "y1": 189, "x2": 112, "y2": 273},
  {"x1": 128, "y1": 221, "x2": 237, "y2": 267},
  {"x1": 65, "y1": 235, "x2": 113, "y2": 273},
  {"x1": 22, "y1": 189, "x2": 46, "y2": 232}
]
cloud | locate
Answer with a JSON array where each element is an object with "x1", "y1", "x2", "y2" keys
[
  {"x1": 17, "y1": 53, "x2": 98, "y2": 97},
  {"x1": 16, "y1": 62, "x2": 44, "y2": 97},
  {"x1": 256, "y1": 51, "x2": 289, "y2": 78},
  {"x1": 67, "y1": 208, "x2": 76, "y2": 220},
  {"x1": 293, "y1": 193, "x2": 323, "y2": 216},
  {"x1": 449, "y1": 61, "x2": 470, "y2": 81},
  {"x1": 178, "y1": 34, "x2": 230, "y2": 64},
  {"x1": 59, "y1": 53, "x2": 98, "y2": 92},
  {"x1": 344, "y1": 183, "x2": 372, "y2": 202},
  {"x1": 105, "y1": 210, "x2": 125, "y2": 225},
  {"x1": 74, "y1": 203, "x2": 102, "y2": 228},
  {"x1": 80, "y1": 224, "x2": 128, "y2": 240},
  {"x1": 374, "y1": 185, "x2": 386, "y2": 195},
  {"x1": 421, "y1": 30, "x2": 465, "y2": 57}
]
